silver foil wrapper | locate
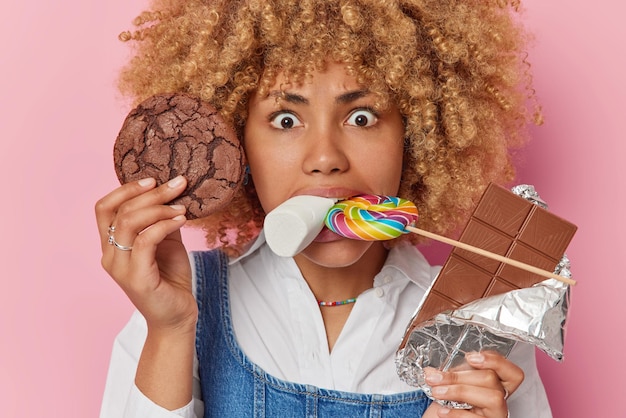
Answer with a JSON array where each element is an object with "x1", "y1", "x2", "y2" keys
[
  {"x1": 395, "y1": 185, "x2": 574, "y2": 408},
  {"x1": 510, "y1": 184, "x2": 548, "y2": 209}
]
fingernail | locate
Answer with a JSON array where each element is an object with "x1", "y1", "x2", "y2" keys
[
  {"x1": 172, "y1": 215, "x2": 186, "y2": 221},
  {"x1": 467, "y1": 353, "x2": 485, "y2": 364},
  {"x1": 425, "y1": 371, "x2": 443, "y2": 384},
  {"x1": 432, "y1": 386, "x2": 448, "y2": 396},
  {"x1": 138, "y1": 178, "x2": 155, "y2": 187},
  {"x1": 170, "y1": 205, "x2": 185, "y2": 211},
  {"x1": 438, "y1": 407, "x2": 450, "y2": 415},
  {"x1": 168, "y1": 176, "x2": 185, "y2": 188}
]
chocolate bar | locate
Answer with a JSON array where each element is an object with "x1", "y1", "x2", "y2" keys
[{"x1": 407, "y1": 183, "x2": 577, "y2": 330}]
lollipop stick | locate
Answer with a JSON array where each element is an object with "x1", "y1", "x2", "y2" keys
[{"x1": 405, "y1": 225, "x2": 576, "y2": 286}]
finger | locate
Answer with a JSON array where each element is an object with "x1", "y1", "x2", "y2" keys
[
  {"x1": 433, "y1": 404, "x2": 506, "y2": 418},
  {"x1": 465, "y1": 351, "x2": 524, "y2": 395},
  {"x1": 116, "y1": 176, "x2": 187, "y2": 220},
  {"x1": 425, "y1": 367, "x2": 505, "y2": 411},
  {"x1": 424, "y1": 353, "x2": 523, "y2": 394},
  {"x1": 97, "y1": 175, "x2": 187, "y2": 244},
  {"x1": 424, "y1": 353, "x2": 519, "y2": 417},
  {"x1": 432, "y1": 404, "x2": 479, "y2": 418},
  {"x1": 430, "y1": 383, "x2": 507, "y2": 415},
  {"x1": 103, "y1": 204, "x2": 186, "y2": 276},
  {"x1": 424, "y1": 365, "x2": 500, "y2": 387},
  {"x1": 95, "y1": 177, "x2": 157, "y2": 246},
  {"x1": 130, "y1": 217, "x2": 187, "y2": 263},
  {"x1": 111, "y1": 204, "x2": 187, "y2": 250},
  {"x1": 425, "y1": 367, "x2": 500, "y2": 390},
  {"x1": 119, "y1": 215, "x2": 188, "y2": 292},
  {"x1": 106, "y1": 208, "x2": 187, "y2": 279}
]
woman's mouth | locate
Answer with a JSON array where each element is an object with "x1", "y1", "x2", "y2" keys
[{"x1": 313, "y1": 226, "x2": 343, "y2": 243}]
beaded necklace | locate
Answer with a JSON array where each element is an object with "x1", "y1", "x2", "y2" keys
[{"x1": 317, "y1": 297, "x2": 357, "y2": 307}]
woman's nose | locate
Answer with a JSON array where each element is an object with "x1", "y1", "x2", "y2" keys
[{"x1": 302, "y1": 127, "x2": 349, "y2": 175}]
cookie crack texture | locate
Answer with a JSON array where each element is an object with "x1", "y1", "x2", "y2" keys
[{"x1": 114, "y1": 93, "x2": 244, "y2": 219}]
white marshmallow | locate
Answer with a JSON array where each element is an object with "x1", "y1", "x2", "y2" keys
[{"x1": 264, "y1": 195, "x2": 337, "y2": 257}]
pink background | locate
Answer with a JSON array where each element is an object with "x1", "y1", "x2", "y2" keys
[{"x1": 1, "y1": 1, "x2": 623, "y2": 416}]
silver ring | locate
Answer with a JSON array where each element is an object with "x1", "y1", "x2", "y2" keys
[
  {"x1": 107, "y1": 225, "x2": 116, "y2": 245},
  {"x1": 111, "y1": 237, "x2": 133, "y2": 251},
  {"x1": 107, "y1": 225, "x2": 132, "y2": 251}
]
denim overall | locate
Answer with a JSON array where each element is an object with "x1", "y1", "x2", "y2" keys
[{"x1": 193, "y1": 250, "x2": 432, "y2": 417}]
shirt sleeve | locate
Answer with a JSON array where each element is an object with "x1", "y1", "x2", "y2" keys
[
  {"x1": 99, "y1": 310, "x2": 204, "y2": 418},
  {"x1": 506, "y1": 342, "x2": 553, "y2": 418}
]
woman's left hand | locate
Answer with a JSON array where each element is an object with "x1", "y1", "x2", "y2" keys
[{"x1": 422, "y1": 351, "x2": 524, "y2": 418}]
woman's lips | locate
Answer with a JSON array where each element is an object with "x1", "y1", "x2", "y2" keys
[
  {"x1": 313, "y1": 226, "x2": 343, "y2": 243},
  {"x1": 294, "y1": 188, "x2": 362, "y2": 201}
]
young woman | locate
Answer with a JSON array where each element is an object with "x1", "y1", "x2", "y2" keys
[{"x1": 98, "y1": 1, "x2": 550, "y2": 417}]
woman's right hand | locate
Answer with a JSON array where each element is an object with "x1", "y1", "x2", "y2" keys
[{"x1": 95, "y1": 176, "x2": 197, "y2": 333}]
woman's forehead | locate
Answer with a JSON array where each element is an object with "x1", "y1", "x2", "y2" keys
[{"x1": 257, "y1": 62, "x2": 392, "y2": 104}]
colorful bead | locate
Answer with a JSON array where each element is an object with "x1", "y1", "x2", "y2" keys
[{"x1": 318, "y1": 297, "x2": 357, "y2": 307}]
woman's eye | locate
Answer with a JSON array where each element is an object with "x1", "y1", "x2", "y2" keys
[
  {"x1": 346, "y1": 109, "x2": 378, "y2": 127},
  {"x1": 269, "y1": 112, "x2": 303, "y2": 129}
]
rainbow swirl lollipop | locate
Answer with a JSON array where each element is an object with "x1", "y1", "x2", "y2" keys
[{"x1": 325, "y1": 195, "x2": 419, "y2": 240}]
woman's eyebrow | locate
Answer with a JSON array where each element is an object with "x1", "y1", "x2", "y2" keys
[
  {"x1": 266, "y1": 89, "x2": 371, "y2": 105},
  {"x1": 268, "y1": 91, "x2": 308, "y2": 105},
  {"x1": 336, "y1": 89, "x2": 370, "y2": 104}
]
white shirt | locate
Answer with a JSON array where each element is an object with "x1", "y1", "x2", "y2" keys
[{"x1": 100, "y1": 236, "x2": 552, "y2": 418}]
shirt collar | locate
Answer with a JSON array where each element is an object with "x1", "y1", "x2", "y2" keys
[
  {"x1": 377, "y1": 241, "x2": 437, "y2": 291},
  {"x1": 228, "y1": 230, "x2": 267, "y2": 265}
]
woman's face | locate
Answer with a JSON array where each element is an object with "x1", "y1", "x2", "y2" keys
[{"x1": 244, "y1": 62, "x2": 405, "y2": 268}]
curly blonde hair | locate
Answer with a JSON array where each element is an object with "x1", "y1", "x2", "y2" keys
[{"x1": 118, "y1": 0, "x2": 541, "y2": 256}]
